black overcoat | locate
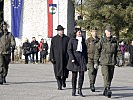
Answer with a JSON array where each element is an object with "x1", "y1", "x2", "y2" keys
[
  {"x1": 50, "y1": 34, "x2": 70, "y2": 77},
  {"x1": 67, "y1": 37, "x2": 88, "y2": 72}
]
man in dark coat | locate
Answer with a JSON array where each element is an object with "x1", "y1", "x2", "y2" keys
[
  {"x1": 31, "y1": 37, "x2": 39, "y2": 64},
  {"x1": 50, "y1": 25, "x2": 70, "y2": 90},
  {"x1": 0, "y1": 21, "x2": 16, "y2": 84}
]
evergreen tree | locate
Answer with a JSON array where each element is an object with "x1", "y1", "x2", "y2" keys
[{"x1": 76, "y1": 0, "x2": 133, "y2": 40}]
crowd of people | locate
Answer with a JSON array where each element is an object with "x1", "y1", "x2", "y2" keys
[
  {"x1": 22, "y1": 37, "x2": 48, "y2": 64},
  {"x1": 0, "y1": 21, "x2": 133, "y2": 98}
]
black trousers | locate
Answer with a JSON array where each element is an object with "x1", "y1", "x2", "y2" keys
[
  {"x1": 25, "y1": 54, "x2": 29, "y2": 64},
  {"x1": 72, "y1": 71, "x2": 84, "y2": 89},
  {"x1": 56, "y1": 76, "x2": 66, "y2": 88},
  {"x1": 32, "y1": 52, "x2": 38, "y2": 63}
]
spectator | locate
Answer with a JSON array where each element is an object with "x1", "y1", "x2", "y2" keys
[
  {"x1": 31, "y1": 37, "x2": 39, "y2": 64},
  {"x1": 22, "y1": 38, "x2": 31, "y2": 64}
]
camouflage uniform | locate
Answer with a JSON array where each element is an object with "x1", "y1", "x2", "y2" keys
[
  {"x1": 94, "y1": 35, "x2": 121, "y2": 97},
  {"x1": 86, "y1": 36, "x2": 99, "y2": 91},
  {"x1": 0, "y1": 29, "x2": 16, "y2": 84}
]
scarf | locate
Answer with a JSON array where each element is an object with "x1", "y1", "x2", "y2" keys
[{"x1": 76, "y1": 36, "x2": 82, "y2": 52}]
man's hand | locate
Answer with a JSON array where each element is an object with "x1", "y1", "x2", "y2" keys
[
  {"x1": 94, "y1": 64, "x2": 99, "y2": 69},
  {"x1": 72, "y1": 60, "x2": 75, "y2": 63}
]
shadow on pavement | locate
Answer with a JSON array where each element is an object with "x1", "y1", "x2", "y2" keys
[{"x1": 7, "y1": 80, "x2": 71, "y2": 85}]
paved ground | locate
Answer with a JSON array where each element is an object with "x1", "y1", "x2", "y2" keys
[{"x1": 0, "y1": 63, "x2": 133, "y2": 100}]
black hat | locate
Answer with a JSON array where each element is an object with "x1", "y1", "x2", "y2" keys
[
  {"x1": 55, "y1": 25, "x2": 65, "y2": 31},
  {"x1": 105, "y1": 26, "x2": 112, "y2": 32}
]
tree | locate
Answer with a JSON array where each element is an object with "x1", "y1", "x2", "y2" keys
[{"x1": 76, "y1": 0, "x2": 133, "y2": 40}]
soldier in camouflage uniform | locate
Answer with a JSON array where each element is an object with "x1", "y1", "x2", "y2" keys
[
  {"x1": 94, "y1": 26, "x2": 122, "y2": 98},
  {"x1": 0, "y1": 21, "x2": 16, "y2": 84},
  {"x1": 86, "y1": 28, "x2": 99, "y2": 92}
]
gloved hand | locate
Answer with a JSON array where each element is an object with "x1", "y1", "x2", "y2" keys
[{"x1": 94, "y1": 64, "x2": 99, "y2": 69}]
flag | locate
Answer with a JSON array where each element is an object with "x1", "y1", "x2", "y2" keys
[
  {"x1": 49, "y1": 4, "x2": 57, "y2": 14},
  {"x1": 11, "y1": 0, "x2": 23, "y2": 37},
  {"x1": 47, "y1": 0, "x2": 53, "y2": 38}
]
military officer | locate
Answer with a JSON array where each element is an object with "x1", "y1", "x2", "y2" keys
[
  {"x1": 94, "y1": 26, "x2": 122, "y2": 98},
  {"x1": 0, "y1": 21, "x2": 16, "y2": 84},
  {"x1": 86, "y1": 27, "x2": 99, "y2": 92}
]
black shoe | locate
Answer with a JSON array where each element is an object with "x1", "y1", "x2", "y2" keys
[
  {"x1": 72, "y1": 89, "x2": 76, "y2": 96},
  {"x1": 3, "y1": 78, "x2": 6, "y2": 83},
  {"x1": 58, "y1": 87, "x2": 62, "y2": 90},
  {"x1": 78, "y1": 89, "x2": 85, "y2": 97},
  {"x1": 0, "y1": 77, "x2": 3, "y2": 85},
  {"x1": 90, "y1": 84, "x2": 95, "y2": 92},
  {"x1": 62, "y1": 82, "x2": 66, "y2": 88}
]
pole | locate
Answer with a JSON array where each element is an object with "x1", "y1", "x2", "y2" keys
[{"x1": 81, "y1": 0, "x2": 82, "y2": 17}]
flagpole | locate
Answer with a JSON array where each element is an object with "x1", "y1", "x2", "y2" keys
[{"x1": 58, "y1": 0, "x2": 59, "y2": 25}]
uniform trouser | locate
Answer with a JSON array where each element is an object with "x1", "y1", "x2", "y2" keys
[
  {"x1": 72, "y1": 71, "x2": 84, "y2": 89},
  {"x1": 88, "y1": 62, "x2": 98, "y2": 84},
  {"x1": 101, "y1": 65, "x2": 115, "y2": 89},
  {"x1": 32, "y1": 52, "x2": 38, "y2": 63},
  {"x1": 56, "y1": 76, "x2": 66, "y2": 88},
  {"x1": 0, "y1": 54, "x2": 10, "y2": 79}
]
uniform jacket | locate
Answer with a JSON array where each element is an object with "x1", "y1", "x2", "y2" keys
[
  {"x1": 86, "y1": 37, "x2": 99, "y2": 62},
  {"x1": 67, "y1": 37, "x2": 88, "y2": 72},
  {"x1": 0, "y1": 31, "x2": 16, "y2": 54},
  {"x1": 50, "y1": 34, "x2": 70, "y2": 77},
  {"x1": 94, "y1": 36, "x2": 121, "y2": 66}
]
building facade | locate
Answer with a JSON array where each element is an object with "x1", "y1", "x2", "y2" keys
[{"x1": 4, "y1": 0, "x2": 75, "y2": 46}]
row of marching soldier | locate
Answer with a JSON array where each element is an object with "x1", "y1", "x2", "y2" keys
[{"x1": 50, "y1": 25, "x2": 124, "y2": 98}]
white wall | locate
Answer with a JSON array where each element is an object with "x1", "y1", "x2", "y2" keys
[{"x1": 4, "y1": 0, "x2": 74, "y2": 46}]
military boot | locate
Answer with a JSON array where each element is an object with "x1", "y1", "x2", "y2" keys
[
  {"x1": 106, "y1": 87, "x2": 112, "y2": 98},
  {"x1": 103, "y1": 88, "x2": 107, "y2": 96},
  {"x1": 90, "y1": 84, "x2": 95, "y2": 92}
]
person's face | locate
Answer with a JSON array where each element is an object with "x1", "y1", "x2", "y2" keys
[
  {"x1": 76, "y1": 30, "x2": 82, "y2": 37},
  {"x1": 2, "y1": 25, "x2": 7, "y2": 31},
  {"x1": 58, "y1": 30, "x2": 64, "y2": 36},
  {"x1": 91, "y1": 30, "x2": 97, "y2": 37},
  {"x1": 42, "y1": 40, "x2": 44, "y2": 43},
  {"x1": 32, "y1": 38, "x2": 36, "y2": 41},
  {"x1": 105, "y1": 30, "x2": 111, "y2": 38}
]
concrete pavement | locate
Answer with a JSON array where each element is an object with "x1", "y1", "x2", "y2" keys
[{"x1": 0, "y1": 63, "x2": 133, "y2": 100}]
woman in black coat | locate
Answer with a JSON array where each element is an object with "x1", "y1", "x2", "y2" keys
[
  {"x1": 67, "y1": 28, "x2": 88, "y2": 97},
  {"x1": 22, "y1": 38, "x2": 31, "y2": 64},
  {"x1": 41, "y1": 39, "x2": 48, "y2": 63}
]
